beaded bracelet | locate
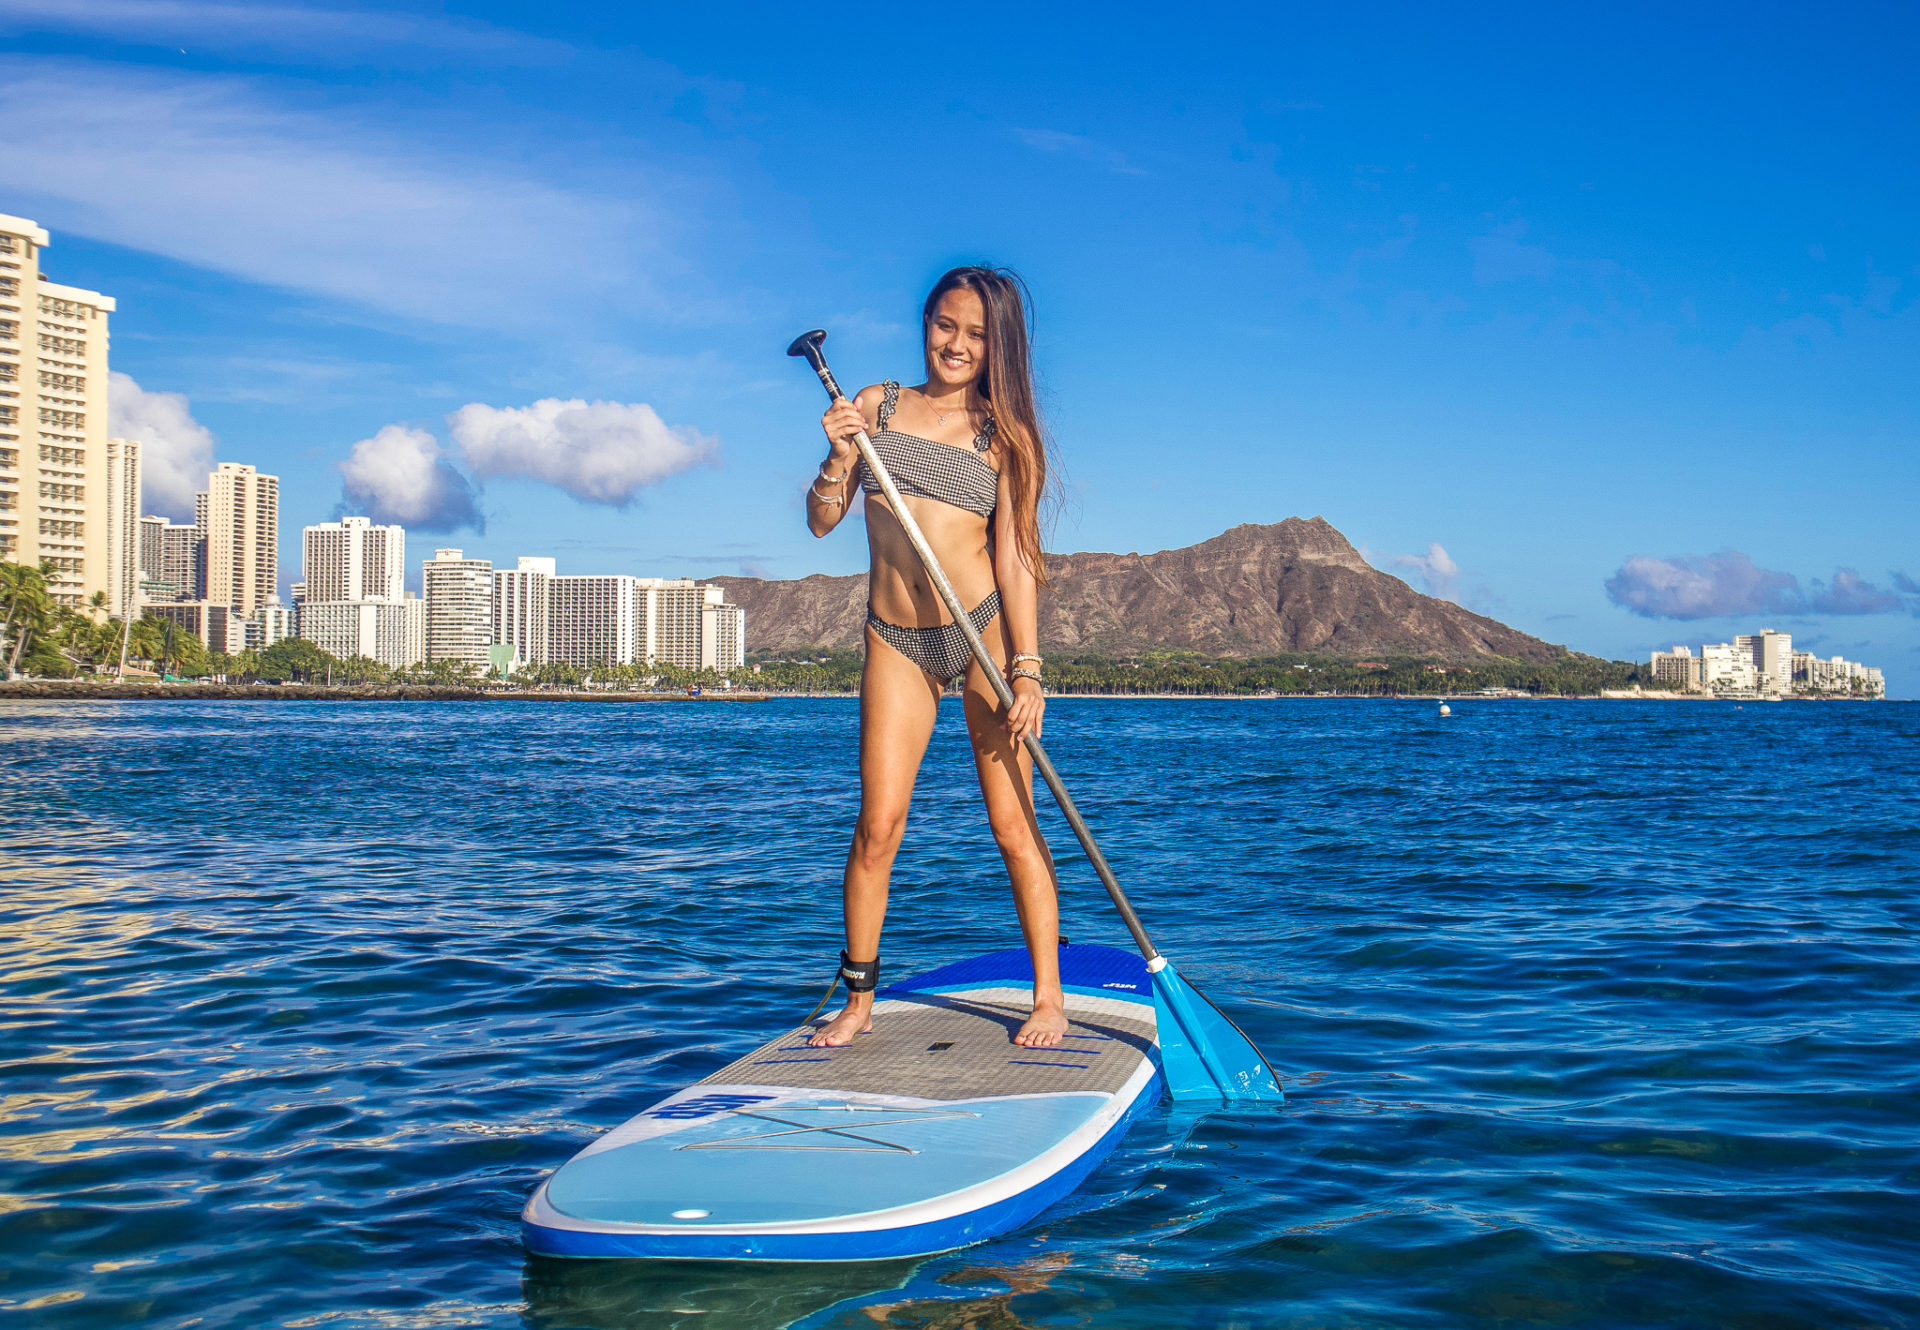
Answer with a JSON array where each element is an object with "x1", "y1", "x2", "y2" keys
[{"x1": 1011, "y1": 667, "x2": 1043, "y2": 684}]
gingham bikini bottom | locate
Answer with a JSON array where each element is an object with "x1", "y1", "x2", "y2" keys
[{"x1": 866, "y1": 591, "x2": 1002, "y2": 684}]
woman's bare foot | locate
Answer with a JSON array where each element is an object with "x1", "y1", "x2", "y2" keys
[
  {"x1": 1013, "y1": 997, "x2": 1069, "y2": 1047},
  {"x1": 808, "y1": 994, "x2": 874, "y2": 1047}
]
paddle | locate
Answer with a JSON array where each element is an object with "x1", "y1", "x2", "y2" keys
[{"x1": 788, "y1": 330, "x2": 1284, "y2": 1102}]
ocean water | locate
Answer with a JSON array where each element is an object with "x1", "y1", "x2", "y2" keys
[{"x1": 3, "y1": 697, "x2": 1917, "y2": 1329}]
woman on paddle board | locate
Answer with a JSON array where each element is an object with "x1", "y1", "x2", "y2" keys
[{"x1": 804, "y1": 266, "x2": 1063, "y2": 1049}]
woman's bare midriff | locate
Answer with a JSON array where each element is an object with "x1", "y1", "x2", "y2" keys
[{"x1": 862, "y1": 490, "x2": 997, "y2": 625}]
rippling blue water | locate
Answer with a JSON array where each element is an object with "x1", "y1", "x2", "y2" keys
[{"x1": 3, "y1": 698, "x2": 1917, "y2": 1328}]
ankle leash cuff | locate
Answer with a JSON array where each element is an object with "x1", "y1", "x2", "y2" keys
[{"x1": 839, "y1": 951, "x2": 880, "y2": 993}]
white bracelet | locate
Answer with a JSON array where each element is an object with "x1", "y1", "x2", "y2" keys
[
  {"x1": 818, "y1": 462, "x2": 848, "y2": 484},
  {"x1": 809, "y1": 478, "x2": 844, "y2": 507}
]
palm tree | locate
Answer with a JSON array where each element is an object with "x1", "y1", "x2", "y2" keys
[{"x1": 1, "y1": 560, "x2": 56, "y2": 678}]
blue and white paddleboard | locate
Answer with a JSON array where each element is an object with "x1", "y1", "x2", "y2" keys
[{"x1": 523, "y1": 943, "x2": 1161, "y2": 1261}]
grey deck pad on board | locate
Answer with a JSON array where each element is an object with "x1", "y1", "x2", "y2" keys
[{"x1": 698, "y1": 991, "x2": 1156, "y2": 1100}]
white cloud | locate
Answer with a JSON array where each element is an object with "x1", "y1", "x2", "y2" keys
[
  {"x1": 1390, "y1": 541, "x2": 1462, "y2": 603},
  {"x1": 1605, "y1": 551, "x2": 1905, "y2": 619},
  {"x1": 339, "y1": 425, "x2": 482, "y2": 532},
  {"x1": 449, "y1": 399, "x2": 715, "y2": 507},
  {"x1": 107, "y1": 372, "x2": 215, "y2": 520},
  {"x1": 0, "y1": 60, "x2": 651, "y2": 328}
]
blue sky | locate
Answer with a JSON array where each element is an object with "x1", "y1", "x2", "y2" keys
[{"x1": 4, "y1": 2, "x2": 1915, "y2": 690}]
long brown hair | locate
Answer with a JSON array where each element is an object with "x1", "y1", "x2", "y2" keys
[{"x1": 922, "y1": 265, "x2": 1055, "y2": 585}]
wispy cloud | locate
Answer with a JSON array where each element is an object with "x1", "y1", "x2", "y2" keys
[
  {"x1": 0, "y1": 59, "x2": 658, "y2": 330},
  {"x1": 0, "y1": 0, "x2": 570, "y2": 63},
  {"x1": 107, "y1": 372, "x2": 216, "y2": 520},
  {"x1": 1469, "y1": 220, "x2": 1555, "y2": 283},
  {"x1": 1013, "y1": 129, "x2": 1146, "y2": 176},
  {"x1": 1606, "y1": 550, "x2": 1909, "y2": 619},
  {"x1": 1388, "y1": 541, "x2": 1462, "y2": 603}
]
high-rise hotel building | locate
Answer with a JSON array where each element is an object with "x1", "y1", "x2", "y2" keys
[
  {"x1": 297, "y1": 514, "x2": 423, "y2": 670},
  {"x1": 493, "y1": 556, "x2": 554, "y2": 668},
  {"x1": 492, "y1": 557, "x2": 744, "y2": 671},
  {"x1": 302, "y1": 516, "x2": 403, "y2": 602},
  {"x1": 423, "y1": 548, "x2": 494, "y2": 668},
  {"x1": 0, "y1": 213, "x2": 136, "y2": 611},
  {"x1": 199, "y1": 462, "x2": 278, "y2": 618}
]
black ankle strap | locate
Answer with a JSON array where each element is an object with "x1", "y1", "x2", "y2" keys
[{"x1": 839, "y1": 950, "x2": 879, "y2": 993}]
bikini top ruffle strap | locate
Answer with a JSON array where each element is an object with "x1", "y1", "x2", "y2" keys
[{"x1": 879, "y1": 381, "x2": 995, "y2": 452}]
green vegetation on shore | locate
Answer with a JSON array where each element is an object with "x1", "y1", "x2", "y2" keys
[
  {"x1": 7, "y1": 558, "x2": 1661, "y2": 698},
  {"x1": 749, "y1": 648, "x2": 1667, "y2": 696}
]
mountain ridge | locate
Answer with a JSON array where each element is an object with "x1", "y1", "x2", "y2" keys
[{"x1": 715, "y1": 517, "x2": 1566, "y2": 663}]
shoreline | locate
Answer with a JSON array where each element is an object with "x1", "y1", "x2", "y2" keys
[{"x1": 3, "y1": 682, "x2": 1889, "y2": 704}]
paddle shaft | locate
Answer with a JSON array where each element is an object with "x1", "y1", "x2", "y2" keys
[{"x1": 799, "y1": 354, "x2": 1161, "y2": 966}]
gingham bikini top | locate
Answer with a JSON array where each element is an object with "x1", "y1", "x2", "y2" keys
[{"x1": 860, "y1": 381, "x2": 999, "y2": 519}]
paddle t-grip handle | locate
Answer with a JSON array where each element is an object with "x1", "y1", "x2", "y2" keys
[
  {"x1": 786, "y1": 330, "x2": 844, "y2": 401},
  {"x1": 787, "y1": 329, "x2": 1161, "y2": 966}
]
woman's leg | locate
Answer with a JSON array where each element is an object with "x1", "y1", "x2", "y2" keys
[
  {"x1": 962, "y1": 625, "x2": 1068, "y2": 1048},
  {"x1": 809, "y1": 625, "x2": 941, "y2": 1047}
]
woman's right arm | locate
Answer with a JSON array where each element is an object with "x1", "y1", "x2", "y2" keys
[{"x1": 807, "y1": 385, "x2": 880, "y2": 537}]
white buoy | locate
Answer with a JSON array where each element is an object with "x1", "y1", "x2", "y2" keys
[{"x1": 1438, "y1": 703, "x2": 1452, "y2": 716}]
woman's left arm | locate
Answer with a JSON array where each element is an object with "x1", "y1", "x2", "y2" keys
[{"x1": 993, "y1": 464, "x2": 1045, "y2": 744}]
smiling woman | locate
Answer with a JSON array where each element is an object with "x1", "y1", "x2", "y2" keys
[{"x1": 803, "y1": 266, "x2": 1069, "y2": 1051}]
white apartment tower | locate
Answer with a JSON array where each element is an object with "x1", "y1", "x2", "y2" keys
[
  {"x1": 484, "y1": 556, "x2": 745, "y2": 672},
  {"x1": 633, "y1": 578, "x2": 746, "y2": 671},
  {"x1": 104, "y1": 437, "x2": 140, "y2": 618},
  {"x1": 299, "y1": 599, "x2": 425, "y2": 670},
  {"x1": 201, "y1": 462, "x2": 279, "y2": 617},
  {"x1": 548, "y1": 574, "x2": 640, "y2": 668},
  {"x1": 703, "y1": 598, "x2": 745, "y2": 671},
  {"x1": 302, "y1": 516, "x2": 404, "y2": 602},
  {"x1": 423, "y1": 548, "x2": 494, "y2": 668},
  {"x1": 0, "y1": 214, "x2": 129, "y2": 609},
  {"x1": 1735, "y1": 629, "x2": 1794, "y2": 694},
  {"x1": 493, "y1": 556, "x2": 554, "y2": 667}
]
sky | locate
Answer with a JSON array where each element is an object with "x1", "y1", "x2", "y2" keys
[{"x1": 4, "y1": 1, "x2": 1916, "y2": 690}]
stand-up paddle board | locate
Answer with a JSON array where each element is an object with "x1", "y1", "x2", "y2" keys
[{"x1": 523, "y1": 943, "x2": 1161, "y2": 1261}]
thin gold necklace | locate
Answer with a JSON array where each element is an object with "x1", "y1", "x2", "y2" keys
[{"x1": 923, "y1": 391, "x2": 968, "y2": 427}]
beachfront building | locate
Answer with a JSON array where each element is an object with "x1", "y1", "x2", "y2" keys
[
  {"x1": 1699, "y1": 642, "x2": 1756, "y2": 693},
  {"x1": 139, "y1": 516, "x2": 204, "y2": 602},
  {"x1": 198, "y1": 462, "x2": 279, "y2": 619},
  {"x1": 423, "y1": 548, "x2": 494, "y2": 668},
  {"x1": 1655, "y1": 631, "x2": 1883, "y2": 698},
  {"x1": 1736, "y1": 629, "x2": 1794, "y2": 693},
  {"x1": 302, "y1": 516, "x2": 404, "y2": 603},
  {"x1": 0, "y1": 213, "x2": 123, "y2": 610},
  {"x1": 1649, "y1": 645, "x2": 1706, "y2": 691},
  {"x1": 637, "y1": 577, "x2": 745, "y2": 671},
  {"x1": 1793, "y1": 652, "x2": 1886, "y2": 698},
  {"x1": 149, "y1": 600, "x2": 249, "y2": 655},
  {"x1": 493, "y1": 556, "x2": 553, "y2": 667},
  {"x1": 299, "y1": 597, "x2": 425, "y2": 670},
  {"x1": 104, "y1": 437, "x2": 141, "y2": 620},
  {"x1": 255, "y1": 602, "x2": 294, "y2": 650},
  {"x1": 548, "y1": 573, "x2": 641, "y2": 668},
  {"x1": 494, "y1": 559, "x2": 746, "y2": 671}
]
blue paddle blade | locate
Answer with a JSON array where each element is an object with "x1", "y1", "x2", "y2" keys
[{"x1": 1151, "y1": 959, "x2": 1285, "y2": 1102}]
